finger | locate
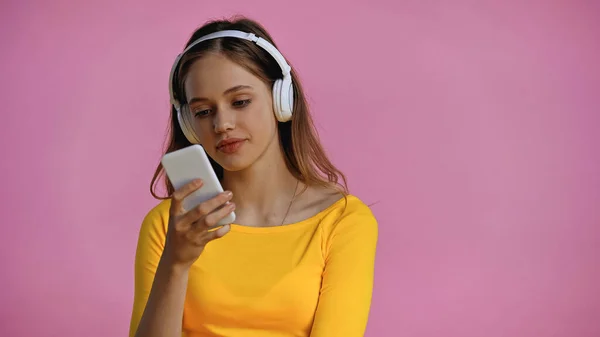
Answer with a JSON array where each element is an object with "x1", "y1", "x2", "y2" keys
[
  {"x1": 187, "y1": 224, "x2": 230, "y2": 246},
  {"x1": 181, "y1": 191, "x2": 233, "y2": 226},
  {"x1": 170, "y1": 179, "x2": 203, "y2": 215},
  {"x1": 208, "y1": 225, "x2": 231, "y2": 241},
  {"x1": 199, "y1": 202, "x2": 236, "y2": 229}
]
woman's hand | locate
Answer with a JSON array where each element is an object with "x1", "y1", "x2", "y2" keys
[{"x1": 163, "y1": 179, "x2": 234, "y2": 269}]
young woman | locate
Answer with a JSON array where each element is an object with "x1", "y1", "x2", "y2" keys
[{"x1": 129, "y1": 16, "x2": 378, "y2": 337}]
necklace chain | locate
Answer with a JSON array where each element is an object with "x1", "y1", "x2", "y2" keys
[{"x1": 280, "y1": 180, "x2": 300, "y2": 226}]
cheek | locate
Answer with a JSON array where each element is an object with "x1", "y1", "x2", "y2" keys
[
  {"x1": 245, "y1": 114, "x2": 275, "y2": 143},
  {"x1": 192, "y1": 120, "x2": 216, "y2": 143},
  {"x1": 248, "y1": 102, "x2": 276, "y2": 130}
]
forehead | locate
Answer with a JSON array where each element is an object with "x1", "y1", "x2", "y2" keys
[{"x1": 183, "y1": 53, "x2": 264, "y2": 97}]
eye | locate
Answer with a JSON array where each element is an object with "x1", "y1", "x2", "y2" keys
[
  {"x1": 193, "y1": 108, "x2": 211, "y2": 118},
  {"x1": 232, "y1": 99, "x2": 251, "y2": 108}
]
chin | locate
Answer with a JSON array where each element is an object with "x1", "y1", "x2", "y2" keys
[
  {"x1": 209, "y1": 139, "x2": 269, "y2": 173},
  {"x1": 212, "y1": 153, "x2": 255, "y2": 172}
]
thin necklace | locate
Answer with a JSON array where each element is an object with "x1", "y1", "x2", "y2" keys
[{"x1": 279, "y1": 179, "x2": 300, "y2": 226}]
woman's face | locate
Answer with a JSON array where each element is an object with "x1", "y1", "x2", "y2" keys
[{"x1": 183, "y1": 53, "x2": 279, "y2": 172}]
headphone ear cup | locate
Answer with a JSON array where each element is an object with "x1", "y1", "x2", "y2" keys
[
  {"x1": 272, "y1": 77, "x2": 293, "y2": 122},
  {"x1": 272, "y1": 79, "x2": 283, "y2": 122},
  {"x1": 176, "y1": 106, "x2": 200, "y2": 144}
]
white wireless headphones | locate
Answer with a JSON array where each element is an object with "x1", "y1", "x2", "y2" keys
[{"x1": 168, "y1": 30, "x2": 294, "y2": 144}]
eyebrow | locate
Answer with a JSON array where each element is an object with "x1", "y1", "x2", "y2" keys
[{"x1": 188, "y1": 85, "x2": 254, "y2": 104}]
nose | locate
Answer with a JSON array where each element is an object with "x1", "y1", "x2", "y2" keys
[{"x1": 213, "y1": 107, "x2": 235, "y2": 133}]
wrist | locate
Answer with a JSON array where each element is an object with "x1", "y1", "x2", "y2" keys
[{"x1": 159, "y1": 252, "x2": 191, "y2": 277}]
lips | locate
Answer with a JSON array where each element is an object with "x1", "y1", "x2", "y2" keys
[{"x1": 216, "y1": 138, "x2": 246, "y2": 154}]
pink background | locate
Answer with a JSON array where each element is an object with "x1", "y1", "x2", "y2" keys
[{"x1": 1, "y1": 0, "x2": 599, "y2": 336}]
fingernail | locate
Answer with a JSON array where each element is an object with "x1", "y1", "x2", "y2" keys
[{"x1": 225, "y1": 191, "x2": 233, "y2": 197}]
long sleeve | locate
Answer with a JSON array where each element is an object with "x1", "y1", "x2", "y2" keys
[
  {"x1": 310, "y1": 206, "x2": 379, "y2": 337},
  {"x1": 128, "y1": 202, "x2": 169, "y2": 337}
]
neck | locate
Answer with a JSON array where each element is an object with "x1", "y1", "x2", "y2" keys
[{"x1": 221, "y1": 143, "x2": 299, "y2": 224}]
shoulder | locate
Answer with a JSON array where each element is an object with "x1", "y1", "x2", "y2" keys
[
  {"x1": 334, "y1": 194, "x2": 378, "y2": 227},
  {"x1": 137, "y1": 198, "x2": 172, "y2": 242},
  {"x1": 319, "y1": 194, "x2": 378, "y2": 258},
  {"x1": 320, "y1": 194, "x2": 378, "y2": 239}
]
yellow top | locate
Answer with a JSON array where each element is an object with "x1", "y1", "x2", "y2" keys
[{"x1": 129, "y1": 195, "x2": 378, "y2": 337}]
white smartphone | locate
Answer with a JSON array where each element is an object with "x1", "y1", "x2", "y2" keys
[{"x1": 161, "y1": 144, "x2": 236, "y2": 227}]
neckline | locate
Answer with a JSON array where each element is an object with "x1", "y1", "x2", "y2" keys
[{"x1": 227, "y1": 194, "x2": 353, "y2": 233}]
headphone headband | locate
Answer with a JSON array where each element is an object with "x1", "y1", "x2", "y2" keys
[{"x1": 168, "y1": 30, "x2": 292, "y2": 110}]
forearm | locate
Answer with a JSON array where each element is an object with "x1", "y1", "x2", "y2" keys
[{"x1": 134, "y1": 254, "x2": 190, "y2": 337}]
